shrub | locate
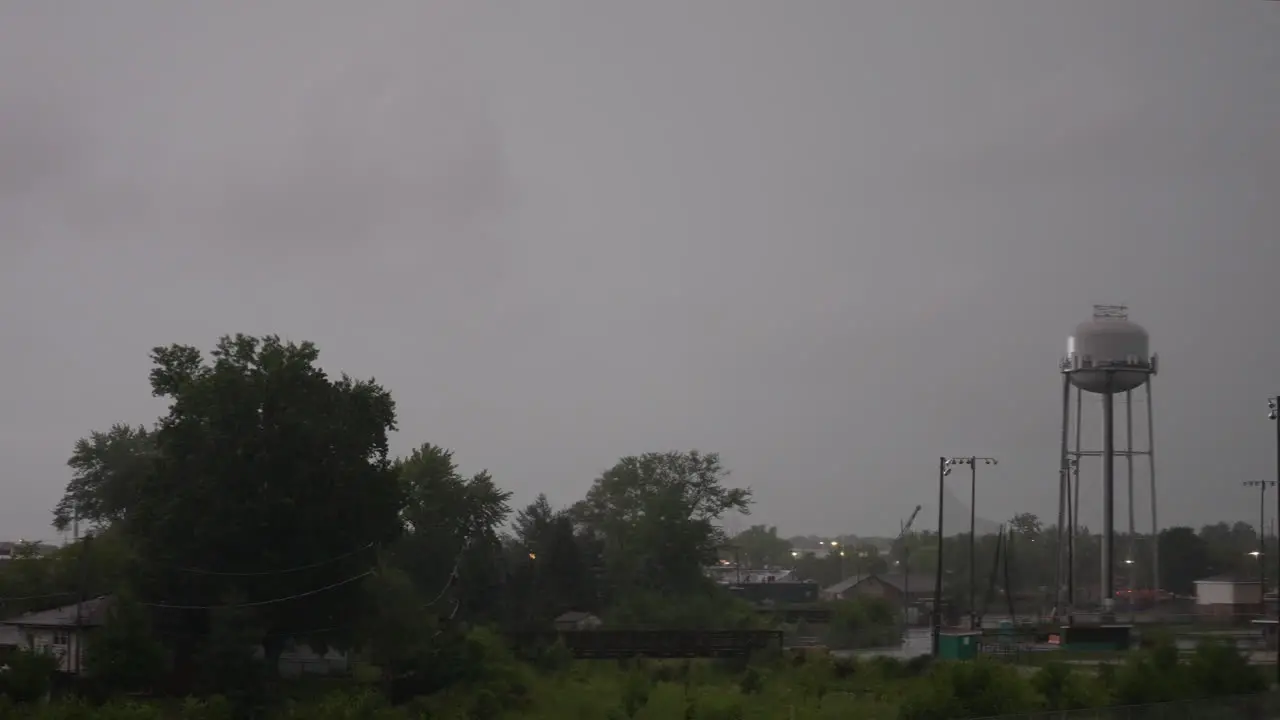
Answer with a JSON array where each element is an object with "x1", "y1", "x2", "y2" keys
[
  {"x1": 826, "y1": 598, "x2": 900, "y2": 649},
  {"x1": 902, "y1": 653, "x2": 934, "y2": 678},
  {"x1": 1185, "y1": 637, "x2": 1267, "y2": 698},
  {"x1": 274, "y1": 689, "x2": 403, "y2": 720},
  {"x1": 737, "y1": 666, "x2": 764, "y2": 695},
  {"x1": 899, "y1": 659, "x2": 1040, "y2": 720},
  {"x1": 1113, "y1": 648, "x2": 1183, "y2": 705},
  {"x1": 83, "y1": 592, "x2": 166, "y2": 694},
  {"x1": 0, "y1": 648, "x2": 60, "y2": 703},
  {"x1": 1031, "y1": 661, "x2": 1107, "y2": 711},
  {"x1": 528, "y1": 637, "x2": 574, "y2": 675},
  {"x1": 621, "y1": 670, "x2": 651, "y2": 717},
  {"x1": 689, "y1": 685, "x2": 744, "y2": 720}
]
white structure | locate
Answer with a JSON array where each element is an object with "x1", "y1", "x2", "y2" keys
[
  {"x1": 1056, "y1": 305, "x2": 1159, "y2": 620},
  {"x1": 1066, "y1": 315, "x2": 1152, "y2": 394},
  {"x1": 252, "y1": 641, "x2": 350, "y2": 678},
  {"x1": 0, "y1": 541, "x2": 57, "y2": 562},
  {"x1": 1195, "y1": 575, "x2": 1263, "y2": 617},
  {"x1": 742, "y1": 569, "x2": 797, "y2": 583},
  {"x1": 0, "y1": 596, "x2": 111, "y2": 674},
  {"x1": 0, "y1": 595, "x2": 349, "y2": 678}
]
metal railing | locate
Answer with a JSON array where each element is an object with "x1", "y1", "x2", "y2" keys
[{"x1": 975, "y1": 692, "x2": 1280, "y2": 719}]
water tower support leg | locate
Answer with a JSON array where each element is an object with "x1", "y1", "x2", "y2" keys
[
  {"x1": 1147, "y1": 379, "x2": 1159, "y2": 599},
  {"x1": 1056, "y1": 373, "x2": 1070, "y2": 617},
  {"x1": 1126, "y1": 390, "x2": 1136, "y2": 620},
  {"x1": 1070, "y1": 386, "x2": 1083, "y2": 614},
  {"x1": 1101, "y1": 375, "x2": 1116, "y2": 620}
]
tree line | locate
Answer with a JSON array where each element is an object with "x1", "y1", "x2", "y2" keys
[
  {"x1": 730, "y1": 513, "x2": 1274, "y2": 609},
  {"x1": 1, "y1": 335, "x2": 758, "y2": 699}
]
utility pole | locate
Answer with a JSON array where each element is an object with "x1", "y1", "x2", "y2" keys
[
  {"x1": 944, "y1": 456, "x2": 998, "y2": 630},
  {"x1": 932, "y1": 457, "x2": 948, "y2": 657},
  {"x1": 73, "y1": 533, "x2": 92, "y2": 676},
  {"x1": 1243, "y1": 481, "x2": 1275, "y2": 591},
  {"x1": 1267, "y1": 395, "x2": 1280, "y2": 687}
]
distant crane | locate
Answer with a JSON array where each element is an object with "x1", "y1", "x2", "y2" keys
[{"x1": 900, "y1": 505, "x2": 922, "y2": 537}]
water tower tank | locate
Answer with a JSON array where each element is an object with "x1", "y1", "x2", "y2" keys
[{"x1": 1065, "y1": 308, "x2": 1152, "y2": 395}]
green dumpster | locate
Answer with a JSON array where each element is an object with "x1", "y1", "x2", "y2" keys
[{"x1": 938, "y1": 630, "x2": 982, "y2": 660}]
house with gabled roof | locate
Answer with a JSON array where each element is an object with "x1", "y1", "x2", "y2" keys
[{"x1": 0, "y1": 596, "x2": 112, "y2": 674}]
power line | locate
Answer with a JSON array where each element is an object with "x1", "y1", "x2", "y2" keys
[
  {"x1": 142, "y1": 568, "x2": 374, "y2": 610},
  {"x1": 0, "y1": 590, "x2": 77, "y2": 603},
  {"x1": 6, "y1": 533, "x2": 477, "y2": 619},
  {"x1": 171, "y1": 542, "x2": 377, "y2": 577},
  {"x1": 422, "y1": 531, "x2": 483, "y2": 641},
  {"x1": 422, "y1": 534, "x2": 477, "y2": 608}
]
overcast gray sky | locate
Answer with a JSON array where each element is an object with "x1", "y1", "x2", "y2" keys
[{"x1": 2, "y1": 1, "x2": 1278, "y2": 543}]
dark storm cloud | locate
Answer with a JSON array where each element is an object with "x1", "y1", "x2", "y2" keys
[{"x1": 1, "y1": 1, "x2": 1278, "y2": 543}]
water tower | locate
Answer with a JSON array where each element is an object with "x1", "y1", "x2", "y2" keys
[{"x1": 1056, "y1": 305, "x2": 1158, "y2": 621}]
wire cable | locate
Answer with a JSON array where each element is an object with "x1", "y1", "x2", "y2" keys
[
  {"x1": 171, "y1": 541, "x2": 377, "y2": 577},
  {"x1": 422, "y1": 533, "x2": 476, "y2": 608},
  {"x1": 422, "y1": 530, "x2": 481, "y2": 642},
  {"x1": 141, "y1": 568, "x2": 374, "y2": 610},
  {"x1": 0, "y1": 591, "x2": 77, "y2": 603}
]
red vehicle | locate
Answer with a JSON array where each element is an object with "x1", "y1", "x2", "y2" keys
[{"x1": 1114, "y1": 587, "x2": 1169, "y2": 609}]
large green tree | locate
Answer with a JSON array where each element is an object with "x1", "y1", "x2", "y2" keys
[
  {"x1": 1159, "y1": 527, "x2": 1214, "y2": 595},
  {"x1": 52, "y1": 424, "x2": 155, "y2": 532},
  {"x1": 573, "y1": 450, "x2": 751, "y2": 596},
  {"x1": 730, "y1": 525, "x2": 792, "y2": 568},
  {"x1": 123, "y1": 335, "x2": 403, "y2": 672},
  {"x1": 391, "y1": 443, "x2": 512, "y2": 623},
  {"x1": 509, "y1": 494, "x2": 599, "y2": 625}
]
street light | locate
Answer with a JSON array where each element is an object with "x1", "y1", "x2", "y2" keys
[
  {"x1": 1267, "y1": 396, "x2": 1279, "y2": 686},
  {"x1": 932, "y1": 457, "x2": 948, "y2": 657},
  {"x1": 1243, "y1": 481, "x2": 1275, "y2": 591},
  {"x1": 945, "y1": 456, "x2": 998, "y2": 630}
]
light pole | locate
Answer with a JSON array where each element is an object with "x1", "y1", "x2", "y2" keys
[
  {"x1": 1062, "y1": 457, "x2": 1079, "y2": 619},
  {"x1": 1243, "y1": 481, "x2": 1275, "y2": 592},
  {"x1": 945, "y1": 456, "x2": 998, "y2": 629},
  {"x1": 1122, "y1": 557, "x2": 1136, "y2": 620},
  {"x1": 932, "y1": 457, "x2": 948, "y2": 657},
  {"x1": 1267, "y1": 396, "x2": 1279, "y2": 686}
]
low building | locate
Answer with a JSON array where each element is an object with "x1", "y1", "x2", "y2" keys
[
  {"x1": 821, "y1": 572, "x2": 938, "y2": 605},
  {"x1": 729, "y1": 580, "x2": 819, "y2": 605},
  {"x1": 1194, "y1": 574, "x2": 1263, "y2": 618},
  {"x1": 554, "y1": 611, "x2": 603, "y2": 631},
  {"x1": 793, "y1": 546, "x2": 832, "y2": 559},
  {"x1": 0, "y1": 624, "x2": 22, "y2": 651},
  {"x1": 0, "y1": 596, "x2": 111, "y2": 674},
  {"x1": 253, "y1": 640, "x2": 349, "y2": 678},
  {"x1": 741, "y1": 569, "x2": 796, "y2": 584},
  {"x1": 2, "y1": 596, "x2": 349, "y2": 678},
  {"x1": 0, "y1": 541, "x2": 58, "y2": 562}
]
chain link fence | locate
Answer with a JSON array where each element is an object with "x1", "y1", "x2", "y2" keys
[{"x1": 975, "y1": 692, "x2": 1280, "y2": 719}]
